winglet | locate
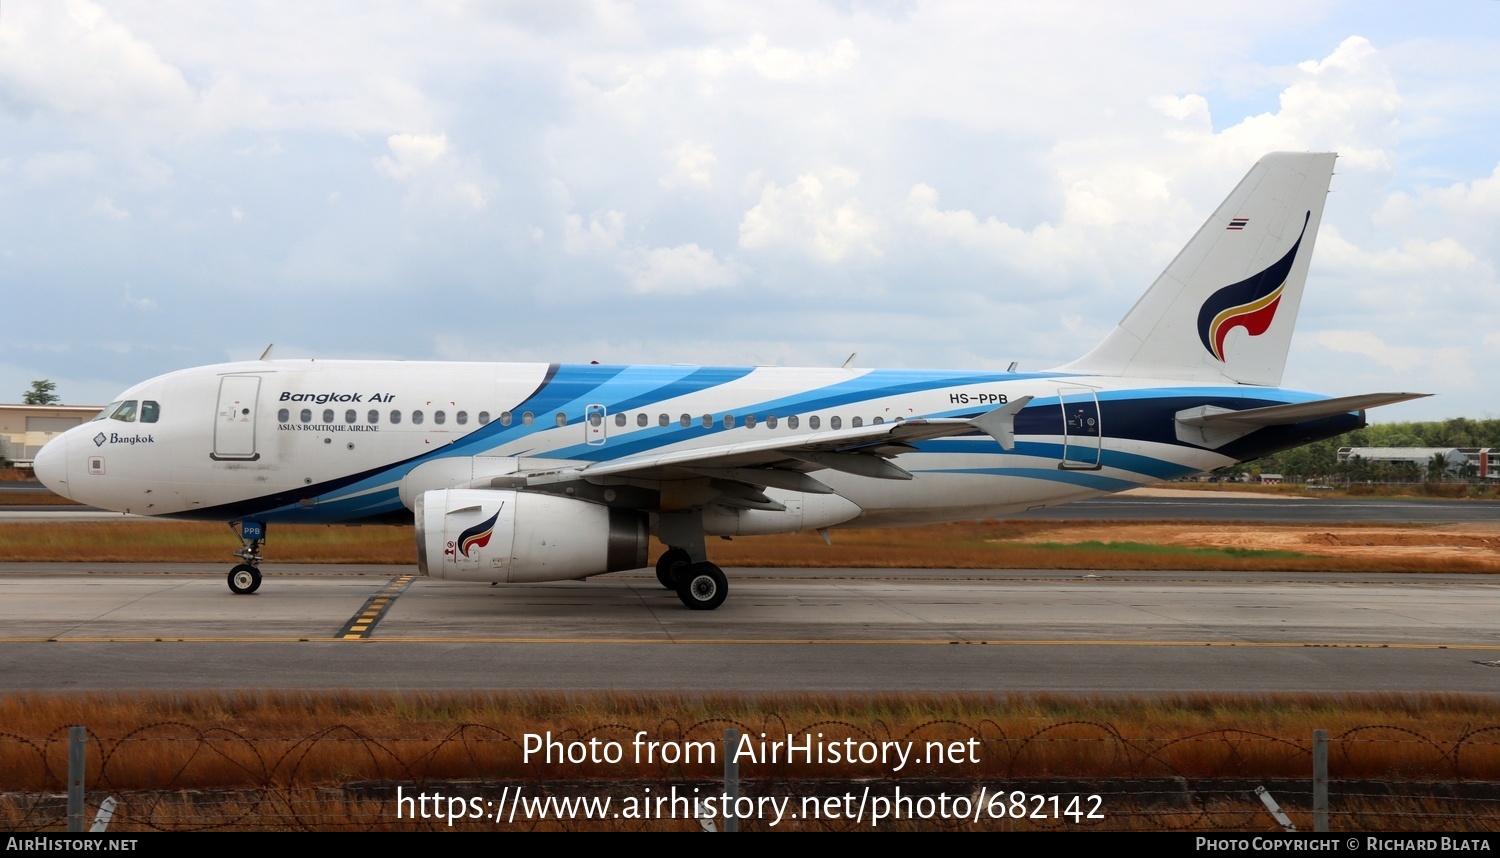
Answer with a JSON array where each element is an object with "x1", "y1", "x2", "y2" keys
[{"x1": 969, "y1": 396, "x2": 1032, "y2": 450}]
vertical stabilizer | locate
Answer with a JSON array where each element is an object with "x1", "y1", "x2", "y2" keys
[{"x1": 1060, "y1": 152, "x2": 1336, "y2": 386}]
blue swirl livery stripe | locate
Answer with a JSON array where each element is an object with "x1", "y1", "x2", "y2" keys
[{"x1": 546, "y1": 368, "x2": 1025, "y2": 461}]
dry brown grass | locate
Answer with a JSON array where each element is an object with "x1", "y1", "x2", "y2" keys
[
  {"x1": 2, "y1": 519, "x2": 1494, "y2": 572},
  {"x1": 0, "y1": 491, "x2": 78, "y2": 506},
  {"x1": 0, "y1": 521, "x2": 417, "y2": 564},
  {"x1": 5, "y1": 690, "x2": 1500, "y2": 788},
  {"x1": 5, "y1": 691, "x2": 1500, "y2": 831}
]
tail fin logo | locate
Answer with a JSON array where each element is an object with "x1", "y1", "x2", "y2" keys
[{"x1": 1196, "y1": 212, "x2": 1311, "y2": 362}]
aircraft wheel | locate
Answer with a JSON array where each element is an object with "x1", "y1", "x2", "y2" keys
[
  {"x1": 676, "y1": 562, "x2": 727, "y2": 611},
  {"x1": 655, "y1": 548, "x2": 690, "y2": 589},
  {"x1": 228, "y1": 564, "x2": 262, "y2": 595}
]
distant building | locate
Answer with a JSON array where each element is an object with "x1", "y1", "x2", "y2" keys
[
  {"x1": 1457, "y1": 447, "x2": 1499, "y2": 479},
  {"x1": 0, "y1": 404, "x2": 103, "y2": 468},
  {"x1": 1258, "y1": 474, "x2": 1284, "y2": 485},
  {"x1": 1337, "y1": 446, "x2": 1481, "y2": 478}
]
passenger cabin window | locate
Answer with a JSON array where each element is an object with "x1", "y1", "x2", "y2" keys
[
  {"x1": 555, "y1": 412, "x2": 567, "y2": 427},
  {"x1": 851, "y1": 416, "x2": 862, "y2": 428},
  {"x1": 368, "y1": 410, "x2": 380, "y2": 424},
  {"x1": 434, "y1": 411, "x2": 446, "y2": 425},
  {"x1": 723, "y1": 414, "x2": 735, "y2": 428},
  {"x1": 93, "y1": 402, "x2": 121, "y2": 422},
  {"x1": 614, "y1": 413, "x2": 626, "y2": 428},
  {"x1": 788, "y1": 416, "x2": 800, "y2": 429},
  {"x1": 141, "y1": 401, "x2": 160, "y2": 423},
  {"x1": 830, "y1": 416, "x2": 841, "y2": 430},
  {"x1": 658, "y1": 414, "x2": 669, "y2": 427},
  {"x1": 701, "y1": 414, "x2": 712, "y2": 428},
  {"x1": 323, "y1": 409, "x2": 334, "y2": 423},
  {"x1": 390, "y1": 410, "x2": 402, "y2": 424},
  {"x1": 522, "y1": 412, "x2": 534, "y2": 426},
  {"x1": 745, "y1": 415, "x2": 757, "y2": 428},
  {"x1": 638, "y1": 413, "x2": 648, "y2": 428},
  {"x1": 456, "y1": 411, "x2": 468, "y2": 425},
  {"x1": 680, "y1": 414, "x2": 691, "y2": 428},
  {"x1": 345, "y1": 410, "x2": 357, "y2": 423},
  {"x1": 873, "y1": 416, "x2": 884, "y2": 425},
  {"x1": 300, "y1": 409, "x2": 312, "y2": 423},
  {"x1": 412, "y1": 410, "x2": 424, "y2": 425},
  {"x1": 767, "y1": 415, "x2": 778, "y2": 429},
  {"x1": 278, "y1": 409, "x2": 290, "y2": 423}
]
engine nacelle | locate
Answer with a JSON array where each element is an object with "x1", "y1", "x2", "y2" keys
[
  {"x1": 701, "y1": 490, "x2": 862, "y2": 536},
  {"x1": 415, "y1": 489, "x2": 648, "y2": 583}
]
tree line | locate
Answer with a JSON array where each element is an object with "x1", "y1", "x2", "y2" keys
[{"x1": 1225, "y1": 418, "x2": 1500, "y2": 483}]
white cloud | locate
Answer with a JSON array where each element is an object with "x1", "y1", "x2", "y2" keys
[
  {"x1": 563, "y1": 211, "x2": 626, "y2": 255},
  {"x1": 1316, "y1": 226, "x2": 1480, "y2": 277},
  {"x1": 4, "y1": 3, "x2": 1499, "y2": 420},
  {"x1": 375, "y1": 133, "x2": 450, "y2": 182},
  {"x1": 121, "y1": 285, "x2": 155, "y2": 311},
  {"x1": 696, "y1": 34, "x2": 858, "y2": 82},
  {"x1": 628, "y1": 243, "x2": 737, "y2": 294},
  {"x1": 374, "y1": 132, "x2": 489, "y2": 210},
  {"x1": 739, "y1": 170, "x2": 880, "y2": 262},
  {"x1": 0, "y1": 0, "x2": 194, "y2": 122},
  {"x1": 91, "y1": 197, "x2": 130, "y2": 221},
  {"x1": 661, "y1": 140, "x2": 716, "y2": 189},
  {"x1": 903, "y1": 184, "x2": 1072, "y2": 285},
  {"x1": 1213, "y1": 36, "x2": 1401, "y2": 170},
  {"x1": 23, "y1": 151, "x2": 97, "y2": 185},
  {"x1": 1312, "y1": 330, "x2": 1428, "y2": 372}
]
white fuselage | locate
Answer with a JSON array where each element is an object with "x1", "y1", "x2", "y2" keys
[{"x1": 35, "y1": 358, "x2": 1321, "y2": 530}]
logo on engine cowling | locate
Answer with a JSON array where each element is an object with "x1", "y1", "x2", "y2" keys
[{"x1": 443, "y1": 506, "x2": 503, "y2": 562}]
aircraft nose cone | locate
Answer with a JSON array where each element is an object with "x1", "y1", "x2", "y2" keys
[{"x1": 33, "y1": 434, "x2": 70, "y2": 498}]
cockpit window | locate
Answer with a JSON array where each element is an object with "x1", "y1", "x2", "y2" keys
[
  {"x1": 108, "y1": 401, "x2": 139, "y2": 423},
  {"x1": 140, "y1": 401, "x2": 160, "y2": 423},
  {"x1": 93, "y1": 402, "x2": 123, "y2": 422}
]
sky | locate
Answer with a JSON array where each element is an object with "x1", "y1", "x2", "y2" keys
[{"x1": 1, "y1": 1, "x2": 1496, "y2": 422}]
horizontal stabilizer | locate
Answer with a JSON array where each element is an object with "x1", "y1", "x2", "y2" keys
[{"x1": 1175, "y1": 392, "x2": 1429, "y2": 448}]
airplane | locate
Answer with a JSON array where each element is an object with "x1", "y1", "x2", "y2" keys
[{"x1": 33, "y1": 152, "x2": 1426, "y2": 610}]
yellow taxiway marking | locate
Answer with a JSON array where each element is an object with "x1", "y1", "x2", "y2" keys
[
  {"x1": 334, "y1": 575, "x2": 417, "y2": 639},
  {"x1": 8, "y1": 637, "x2": 1500, "y2": 650}
]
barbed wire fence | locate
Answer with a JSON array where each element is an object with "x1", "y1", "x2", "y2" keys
[{"x1": 4, "y1": 720, "x2": 1500, "y2": 831}]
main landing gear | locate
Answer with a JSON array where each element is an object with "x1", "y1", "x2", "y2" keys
[
  {"x1": 655, "y1": 512, "x2": 728, "y2": 610},
  {"x1": 655, "y1": 547, "x2": 728, "y2": 611},
  {"x1": 227, "y1": 521, "x2": 265, "y2": 595}
]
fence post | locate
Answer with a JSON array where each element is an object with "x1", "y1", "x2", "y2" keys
[
  {"x1": 67, "y1": 726, "x2": 86, "y2": 833},
  {"x1": 1313, "y1": 729, "x2": 1329, "y2": 832},
  {"x1": 724, "y1": 728, "x2": 739, "y2": 832}
]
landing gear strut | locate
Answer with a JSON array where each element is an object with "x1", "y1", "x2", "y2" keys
[
  {"x1": 656, "y1": 512, "x2": 728, "y2": 610},
  {"x1": 228, "y1": 521, "x2": 265, "y2": 595}
]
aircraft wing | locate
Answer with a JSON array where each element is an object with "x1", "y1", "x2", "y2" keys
[{"x1": 499, "y1": 397, "x2": 1032, "y2": 495}]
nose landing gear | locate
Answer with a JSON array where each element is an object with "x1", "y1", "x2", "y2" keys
[{"x1": 227, "y1": 521, "x2": 265, "y2": 594}]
